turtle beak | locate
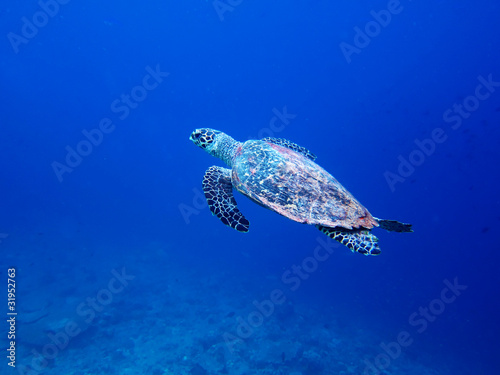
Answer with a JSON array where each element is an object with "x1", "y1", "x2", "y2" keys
[{"x1": 189, "y1": 130, "x2": 200, "y2": 142}]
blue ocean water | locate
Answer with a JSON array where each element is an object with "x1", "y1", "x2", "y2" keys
[{"x1": 1, "y1": 0, "x2": 499, "y2": 374}]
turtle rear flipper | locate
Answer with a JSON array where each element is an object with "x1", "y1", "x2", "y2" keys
[
  {"x1": 374, "y1": 218, "x2": 413, "y2": 233},
  {"x1": 317, "y1": 225, "x2": 381, "y2": 256},
  {"x1": 203, "y1": 166, "x2": 250, "y2": 232}
]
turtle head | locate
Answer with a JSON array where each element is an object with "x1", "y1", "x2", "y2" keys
[
  {"x1": 189, "y1": 128, "x2": 222, "y2": 152},
  {"x1": 190, "y1": 128, "x2": 240, "y2": 167}
]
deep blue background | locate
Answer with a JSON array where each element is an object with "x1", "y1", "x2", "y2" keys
[{"x1": 1, "y1": 0, "x2": 499, "y2": 373}]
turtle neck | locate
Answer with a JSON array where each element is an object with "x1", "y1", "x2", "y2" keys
[{"x1": 213, "y1": 132, "x2": 241, "y2": 168}]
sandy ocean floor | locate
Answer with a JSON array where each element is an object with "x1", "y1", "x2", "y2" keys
[{"x1": 3, "y1": 241, "x2": 467, "y2": 375}]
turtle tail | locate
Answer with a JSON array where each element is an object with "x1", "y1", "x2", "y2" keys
[{"x1": 317, "y1": 225, "x2": 381, "y2": 256}]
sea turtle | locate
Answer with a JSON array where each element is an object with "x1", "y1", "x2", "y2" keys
[{"x1": 189, "y1": 128, "x2": 412, "y2": 255}]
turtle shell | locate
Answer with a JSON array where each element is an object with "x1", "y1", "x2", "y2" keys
[{"x1": 231, "y1": 140, "x2": 378, "y2": 230}]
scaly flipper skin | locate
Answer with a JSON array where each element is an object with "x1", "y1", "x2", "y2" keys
[
  {"x1": 202, "y1": 166, "x2": 250, "y2": 232},
  {"x1": 375, "y1": 218, "x2": 413, "y2": 233},
  {"x1": 263, "y1": 137, "x2": 317, "y2": 161},
  {"x1": 317, "y1": 225, "x2": 382, "y2": 256}
]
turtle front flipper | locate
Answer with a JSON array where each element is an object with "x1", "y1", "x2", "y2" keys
[
  {"x1": 374, "y1": 218, "x2": 413, "y2": 233},
  {"x1": 317, "y1": 225, "x2": 381, "y2": 256},
  {"x1": 202, "y1": 166, "x2": 250, "y2": 232},
  {"x1": 262, "y1": 137, "x2": 317, "y2": 161}
]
